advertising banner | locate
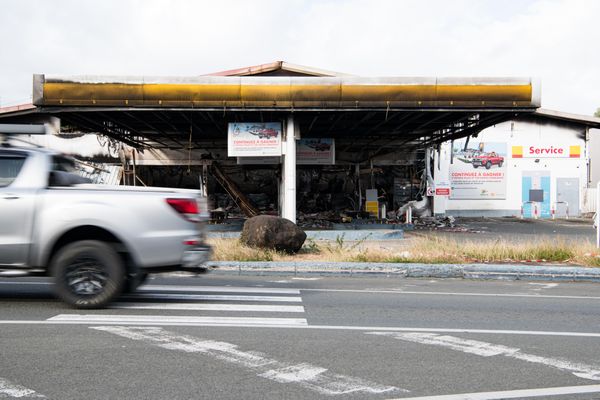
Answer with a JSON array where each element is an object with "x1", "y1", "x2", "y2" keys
[
  {"x1": 228, "y1": 122, "x2": 282, "y2": 157},
  {"x1": 450, "y1": 140, "x2": 507, "y2": 200},
  {"x1": 297, "y1": 138, "x2": 335, "y2": 165}
]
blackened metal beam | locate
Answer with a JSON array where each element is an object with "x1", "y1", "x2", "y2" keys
[
  {"x1": 123, "y1": 111, "x2": 184, "y2": 147},
  {"x1": 96, "y1": 112, "x2": 170, "y2": 148},
  {"x1": 62, "y1": 114, "x2": 145, "y2": 148}
]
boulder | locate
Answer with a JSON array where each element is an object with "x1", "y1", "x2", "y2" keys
[{"x1": 241, "y1": 215, "x2": 307, "y2": 253}]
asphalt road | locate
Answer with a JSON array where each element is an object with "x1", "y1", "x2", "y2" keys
[{"x1": 2, "y1": 274, "x2": 600, "y2": 400}]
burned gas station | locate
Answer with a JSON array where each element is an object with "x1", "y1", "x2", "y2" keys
[{"x1": 0, "y1": 62, "x2": 541, "y2": 227}]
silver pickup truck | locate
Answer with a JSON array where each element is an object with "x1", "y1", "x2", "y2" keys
[{"x1": 0, "y1": 143, "x2": 211, "y2": 308}]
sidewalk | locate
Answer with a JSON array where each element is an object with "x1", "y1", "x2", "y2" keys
[{"x1": 206, "y1": 261, "x2": 600, "y2": 282}]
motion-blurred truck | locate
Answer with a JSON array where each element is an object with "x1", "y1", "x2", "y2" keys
[{"x1": 0, "y1": 142, "x2": 211, "y2": 308}]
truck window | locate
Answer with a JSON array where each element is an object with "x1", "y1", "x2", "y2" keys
[
  {"x1": 0, "y1": 155, "x2": 27, "y2": 187},
  {"x1": 51, "y1": 156, "x2": 77, "y2": 173},
  {"x1": 48, "y1": 155, "x2": 92, "y2": 186}
]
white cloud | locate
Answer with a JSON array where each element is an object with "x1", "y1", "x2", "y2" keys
[{"x1": 0, "y1": 0, "x2": 598, "y2": 114}]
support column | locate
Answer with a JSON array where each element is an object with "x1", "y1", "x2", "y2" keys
[{"x1": 282, "y1": 115, "x2": 297, "y2": 223}]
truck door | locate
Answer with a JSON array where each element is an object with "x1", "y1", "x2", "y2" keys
[{"x1": 0, "y1": 152, "x2": 36, "y2": 267}]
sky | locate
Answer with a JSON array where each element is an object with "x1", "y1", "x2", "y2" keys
[{"x1": 0, "y1": 0, "x2": 598, "y2": 115}]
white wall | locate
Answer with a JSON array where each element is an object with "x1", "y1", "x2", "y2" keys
[
  {"x1": 14, "y1": 133, "x2": 116, "y2": 158},
  {"x1": 434, "y1": 119, "x2": 588, "y2": 217},
  {"x1": 589, "y1": 128, "x2": 600, "y2": 188}
]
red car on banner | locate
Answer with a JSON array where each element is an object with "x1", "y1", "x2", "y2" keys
[
  {"x1": 307, "y1": 142, "x2": 331, "y2": 151},
  {"x1": 472, "y1": 152, "x2": 504, "y2": 169},
  {"x1": 248, "y1": 126, "x2": 279, "y2": 139}
]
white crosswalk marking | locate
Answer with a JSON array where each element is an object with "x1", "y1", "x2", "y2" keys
[
  {"x1": 48, "y1": 284, "x2": 308, "y2": 327},
  {"x1": 111, "y1": 303, "x2": 305, "y2": 312},
  {"x1": 48, "y1": 314, "x2": 308, "y2": 326},
  {"x1": 126, "y1": 293, "x2": 302, "y2": 302},
  {"x1": 139, "y1": 285, "x2": 301, "y2": 294}
]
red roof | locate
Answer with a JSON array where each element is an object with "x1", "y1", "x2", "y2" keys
[
  {"x1": 204, "y1": 61, "x2": 350, "y2": 77},
  {"x1": 0, "y1": 103, "x2": 36, "y2": 115}
]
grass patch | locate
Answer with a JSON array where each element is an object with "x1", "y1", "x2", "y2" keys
[
  {"x1": 580, "y1": 255, "x2": 600, "y2": 268},
  {"x1": 209, "y1": 238, "x2": 279, "y2": 262},
  {"x1": 207, "y1": 236, "x2": 600, "y2": 267},
  {"x1": 433, "y1": 237, "x2": 576, "y2": 263}
]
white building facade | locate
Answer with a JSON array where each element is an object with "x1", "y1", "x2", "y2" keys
[{"x1": 433, "y1": 110, "x2": 600, "y2": 218}]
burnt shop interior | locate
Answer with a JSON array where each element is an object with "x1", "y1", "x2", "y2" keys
[{"x1": 132, "y1": 137, "x2": 428, "y2": 228}]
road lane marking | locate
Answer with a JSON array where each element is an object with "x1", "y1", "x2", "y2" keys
[
  {"x1": 0, "y1": 377, "x2": 46, "y2": 398},
  {"x1": 111, "y1": 303, "x2": 305, "y2": 312},
  {"x1": 2, "y1": 281, "x2": 600, "y2": 300},
  {"x1": 139, "y1": 285, "x2": 301, "y2": 294},
  {"x1": 388, "y1": 384, "x2": 600, "y2": 399},
  {"x1": 528, "y1": 283, "x2": 559, "y2": 291},
  {"x1": 47, "y1": 314, "x2": 308, "y2": 326},
  {"x1": 126, "y1": 293, "x2": 302, "y2": 302},
  {"x1": 3, "y1": 319, "x2": 600, "y2": 337},
  {"x1": 368, "y1": 332, "x2": 600, "y2": 380},
  {"x1": 300, "y1": 288, "x2": 600, "y2": 300},
  {"x1": 291, "y1": 278, "x2": 322, "y2": 281},
  {"x1": 91, "y1": 326, "x2": 403, "y2": 395}
]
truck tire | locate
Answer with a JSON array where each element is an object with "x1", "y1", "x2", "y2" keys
[
  {"x1": 51, "y1": 240, "x2": 125, "y2": 309},
  {"x1": 485, "y1": 161, "x2": 492, "y2": 169},
  {"x1": 498, "y1": 161, "x2": 503, "y2": 168}
]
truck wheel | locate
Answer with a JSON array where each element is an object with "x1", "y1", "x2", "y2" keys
[
  {"x1": 485, "y1": 161, "x2": 492, "y2": 169},
  {"x1": 498, "y1": 161, "x2": 503, "y2": 168},
  {"x1": 473, "y1": 165, "x2": 479, "y2": 169},
  {"x1": 51, "y1": 240, "x2": 125, "y2": 309}
]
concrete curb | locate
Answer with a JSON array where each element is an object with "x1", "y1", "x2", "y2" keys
[{"x1": 206, "y1": 261, "x2": 600, "y2": 282}]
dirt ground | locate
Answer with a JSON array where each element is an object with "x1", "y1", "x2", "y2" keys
[
  {"x1": 408, "y1": 217, "x2": 596, "y2": 243},
  {"x1": 334, "y1": 217, "x2": 598, "y2": 254}
]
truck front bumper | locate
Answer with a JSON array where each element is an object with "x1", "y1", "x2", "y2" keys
[{"x1": 181, "y1": 245, "x2": 213, "y2": 272}]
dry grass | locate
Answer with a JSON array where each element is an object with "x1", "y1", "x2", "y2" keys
[
  {"x1": 209, "y1": 238, "x2": 281, "y2": 262},
  {"x1": 207, "y1": 236, "x2": 600, "y2": 267}
]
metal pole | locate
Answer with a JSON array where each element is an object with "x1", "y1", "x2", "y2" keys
[
  {"x1": 132, "y1": 150, "x2": 137, "y2": 187},
  {"x1": 597, "y1": 182, "x2": 599, "y2": 248},
  {"x1": 520, "y1": 203, "x2": 524, "y2": 219},
  {"x1": 283, "y1": 115, "x2": 297, "y2": 223},
  {"x1": 356, "y1": 164, "x2": 362, "y2": 210}
]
